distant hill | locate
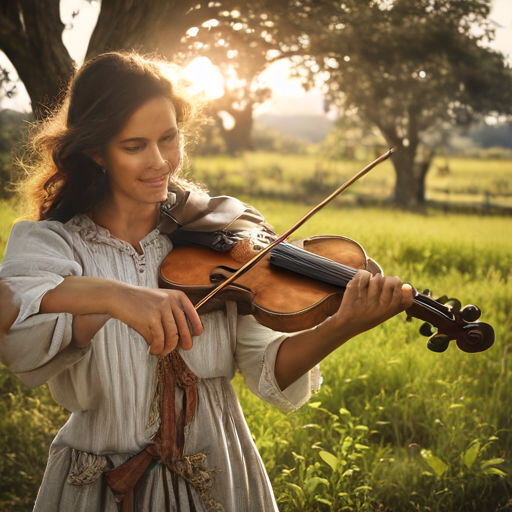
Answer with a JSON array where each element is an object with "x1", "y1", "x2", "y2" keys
[
  {"x1": 256, "y1": 114, "x2": 335, "y2": 143},
  {"x1": 468, "y1": 121, "x2": 512, "y2": 149}
]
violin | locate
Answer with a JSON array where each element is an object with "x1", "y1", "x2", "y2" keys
[
  {"x1": 158, "y1": 233, "x2": 494, "y2": 354},
  {"x1": 158, "y1": 149, "x2": 494, "y2": 355}
]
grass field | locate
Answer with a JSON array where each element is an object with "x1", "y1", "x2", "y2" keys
[
  {"x1": 0, "y1": 158, "x2": 511, "y2": 510},
  {"x1": 189, "y1": 154, "x2": 512, "y2": 209}
]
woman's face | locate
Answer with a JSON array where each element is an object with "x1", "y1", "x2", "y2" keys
[{"x1": 96, "y1": 96, "x2": 181, "y2": 208}]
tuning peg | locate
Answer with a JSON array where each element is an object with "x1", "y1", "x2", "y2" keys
[
  {"x1": 427, "y1": 334, "x2": 450, "y2": 353},
  {"x1": 422, "y1": 289, "x2": 432, "y2": 297},
  {"x1": 445, "y1": 298, "x2": 461, "y2": 314},
  {"x1": 419, "y1": 322, "x2": 435, "y2": 337},
  {"x1": 460, "y1": 304, "x2": 481, "y2": 322},
  {"x1": 436, "y1": 295, "x2": 449, "y2": 304}
]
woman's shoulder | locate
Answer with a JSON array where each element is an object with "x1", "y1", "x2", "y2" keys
[
  {"x1": 4, "y1": 218, "x2": 79, "y2": 260},
  {"x1": 10, "y1": 214, "x2": 95, "y2": 239},
  {"x1": 10, "y1": 218, "x2": 69, "y2": 238}
]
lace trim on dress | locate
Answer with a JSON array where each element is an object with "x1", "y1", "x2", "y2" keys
[{"x1": 65, "y1": 214, "x2": 161, "y2": 255}]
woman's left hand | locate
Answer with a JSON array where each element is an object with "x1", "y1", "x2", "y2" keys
[{"x1": 324, "y1": 270, "x2": 415, "y2": 340}]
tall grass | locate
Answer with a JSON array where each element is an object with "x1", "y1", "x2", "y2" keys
[
  {"x1": 235, "y1": 199, "x2": 512, "y2": 511},
  {"x1": 0, "y1": 191, "x2": 511, "y2": 510}
]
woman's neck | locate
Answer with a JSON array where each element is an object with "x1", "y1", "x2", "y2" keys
[{"x1": 91, "y1": 197, "x2": 160, "y2": 254}]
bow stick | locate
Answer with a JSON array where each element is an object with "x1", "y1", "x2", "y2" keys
[{"x1": 194, "y1": 148, "x2": 395, "y2": 311}]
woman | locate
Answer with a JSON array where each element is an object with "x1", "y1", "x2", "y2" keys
[{"x1": 0, "y1": 52, "x2": 414, "y2": 512}]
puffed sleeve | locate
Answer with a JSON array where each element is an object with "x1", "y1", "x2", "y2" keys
[
  {"x1": 235, "y1": 315, "x2": 321, "y2": 413},
  {"x1": 0, "y1": 221, "x2": 87, "y2": 387}
]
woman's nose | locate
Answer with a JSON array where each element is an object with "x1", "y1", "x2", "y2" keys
[{"x1": 146, "y1": 143, "x2": 166, "y2": 169}]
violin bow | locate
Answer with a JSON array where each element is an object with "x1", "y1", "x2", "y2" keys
[{"x1": 194, "y1": 148, "x2": 395, "y2": 311}]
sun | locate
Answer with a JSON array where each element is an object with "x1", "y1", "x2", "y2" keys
[{"x1": 182, "y1": 57, "x2": 225, "y2": 100}]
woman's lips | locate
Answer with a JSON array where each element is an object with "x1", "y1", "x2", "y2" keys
[{"x1": 139, "y1": 174, "x2": 169, "y2": 187}]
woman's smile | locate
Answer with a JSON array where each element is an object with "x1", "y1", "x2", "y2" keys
[{"x1": 139, "y1": 172, "x2": 170, "y2": 188}]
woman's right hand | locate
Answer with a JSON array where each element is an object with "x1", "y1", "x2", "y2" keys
[
  {"x1": 108, "y1": 285, "x2": 203, "y2": 356},
  {"x1": 41, "y1": 277, "x2": 203, "y2": 357}
]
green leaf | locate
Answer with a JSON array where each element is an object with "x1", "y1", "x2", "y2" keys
[
  {"x1": 483, "y1": 467, "x2": 507, "y2": 477},
  {"x1": 316, "y1": 497, "x2": 333, "y2": 506},
  {"x1": 481, "y1": 458, "x2": 505, "y2": 469},
  {"x1": 304, "y1": 477, "x2": 329, "y2": 494},
  {"x1": 421, "y1": 449, "x2": 448, "y2": 478},
  {"x1": 319, "y1": 450, "x2": 339, "y2": 471},
  {"x1": 355, "y1": 443, "x2": 370, "y2": 451},
  {"x1": 285, "y1": 482, "x2": 305, "y2": 499},
  {"x1": 292, "y1": 451, "x2": 305, "y2": 461},
  {"x1": 309, "y1": 401, "x2": 322, "y2": 408},
  {"x1": 354, "y1": 485, "x2": 373, "y2": 493},
  {"x1": 464, "y1": 441, "x2": 480, "y2": 469}
]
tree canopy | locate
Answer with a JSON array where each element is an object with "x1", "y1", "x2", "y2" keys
[
  {"x1": 0, "y1": 0, "x2": 291, "y2": 123},
  {"x1": 280, "y1": 0, "x2": 512, "y2": 205}
]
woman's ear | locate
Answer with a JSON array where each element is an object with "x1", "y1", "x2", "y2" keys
[{"x1": 87, "y1": 149, "x2": 105, "y2": 168}]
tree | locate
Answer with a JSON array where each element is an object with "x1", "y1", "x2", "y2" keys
[
  {"x1": 281, "y1": 0, "x2": 512, "y2": 206},
  {"x1": 0, "y1": 0, "x2": 293, "y2": 149},
  {"x1": 210, "y1": 82, "x2": 272, "y2": 154}
]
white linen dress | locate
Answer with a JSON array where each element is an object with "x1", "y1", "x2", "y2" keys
[{"x1": 0, "y1": 214, "x2": 320, "y2": 512}]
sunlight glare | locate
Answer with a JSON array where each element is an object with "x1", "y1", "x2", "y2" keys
[{"x1": 183, "y1": 57, "x2": 225, "y2": 99}]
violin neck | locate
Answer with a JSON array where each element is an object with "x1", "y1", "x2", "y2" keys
[{"x1": 269, "y1": 242, "x2": 356, "y2": 288}]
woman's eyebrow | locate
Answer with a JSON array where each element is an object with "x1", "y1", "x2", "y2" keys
[{"x1": 118, "y1": 127, "x2": 178, "y2": 144}]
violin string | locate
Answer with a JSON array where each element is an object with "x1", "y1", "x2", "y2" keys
[{"x1": 270, "y1": 242, "x2": 358, "y2": 289}]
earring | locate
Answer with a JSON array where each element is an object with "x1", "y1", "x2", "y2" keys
[{"x1": 101, "y1": 167, "x2": 106, "y2": 174}]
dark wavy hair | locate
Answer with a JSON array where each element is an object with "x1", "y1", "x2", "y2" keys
[{"x1": 18, "y1": 52, "x2": 201, "y2": 222}]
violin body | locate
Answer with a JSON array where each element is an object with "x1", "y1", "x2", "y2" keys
[
  {"x1": 159, "y1": 234, "x2": 494, "y2": 354},
  {"x1": 160, "y1": 235, "x2": 370, "y2": 332}
]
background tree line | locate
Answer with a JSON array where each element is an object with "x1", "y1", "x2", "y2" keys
[{"x1": 0, "y1": 0, "x2": 511, "y2": 207}]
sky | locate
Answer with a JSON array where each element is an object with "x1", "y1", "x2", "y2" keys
[{"x1": 1, "y1": 0, "x2": 511, "y2": 115}]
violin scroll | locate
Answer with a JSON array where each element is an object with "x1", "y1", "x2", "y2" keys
[{"x1": 409, "y1": 293, "x2": 494, "y2": 354}]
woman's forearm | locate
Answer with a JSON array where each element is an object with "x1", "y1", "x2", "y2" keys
[
  {"x1": 274, "y1": 317, "x2": 357, "y2": 391},
  {"x1": 40, "y1": 276, "x2": 127, "y2": 316}
]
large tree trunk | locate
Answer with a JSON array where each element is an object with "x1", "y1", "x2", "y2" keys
[
  {"x1": 0, "y1": 0, "x2": 74, "y2": 119},
  {"x1": 0, "y1": 0, "x2": 201, "y2": 120},
  {"x1": 390, "y1": 148, "x2": 420, "y2": 207},
  {"x1": 216, "y1": 102, "x2": 254, "y2": 155},
  {"x1": 390, "y1": 147, "x2": 432, "y2": 207}
]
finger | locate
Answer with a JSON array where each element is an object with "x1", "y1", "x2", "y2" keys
[
  {"x1": 178, "y1": 293, "x2": 203, "y2": 336},
  {"x1": 381, "y1": 276, "x2": 401, "y2": 308},
  {"x1": 148, "y1": 321, "x2": 165, "y2": 355},
  {"x1": 389, "y1": 277, "x2": 406, "y2": 311},
  {"x1": 171, "y1": 304, "x2": 194, "y2": 352},
  {"x1": 161, "y1": 311, "x2": 179, "y2": 355},
  {"x1": 367, "y1": 272, "x2": 384, "y2": 307},
  {"x1": 401, "y1": 283, "x2": 415, "y2": 308},
  {"x1": 356, "y1": 269, "x2": 371, "y2": 301}
]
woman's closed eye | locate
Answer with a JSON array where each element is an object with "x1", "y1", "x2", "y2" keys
[
  {"x1": 124, "y1": 145, "x2": 143, "y2": 152},
  {"x1": 161, "y1": 134, "x2": 178, "y2": 145}
]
